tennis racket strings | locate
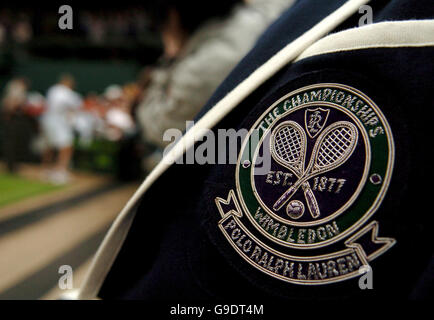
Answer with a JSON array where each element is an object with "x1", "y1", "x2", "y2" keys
[{"x1": 270, "y1": 120, "x2": 358, "y2": 218}]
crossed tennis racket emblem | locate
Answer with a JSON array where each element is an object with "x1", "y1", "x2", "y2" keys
[{"x1": 270, "y1": 119, "x2": 359, "y2": 219}]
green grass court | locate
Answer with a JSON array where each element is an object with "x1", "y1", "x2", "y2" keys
[{"x1": 0, "y1": 174, "x2": 61, "y2": 208}]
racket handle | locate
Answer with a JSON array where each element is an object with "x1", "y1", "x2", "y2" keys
[
  {"x1": 273, "y1": 186, "x2": 297, "y2": 211},
  {"x1": 304, "y1": 185, "x2": 320, "y2": 218}
]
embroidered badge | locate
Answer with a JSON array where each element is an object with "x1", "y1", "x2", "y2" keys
[{"x1": 215, "y1": 83, "x2": 396, "y2": 285}]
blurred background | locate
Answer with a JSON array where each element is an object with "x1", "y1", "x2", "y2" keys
[
  {"x1": 0, "y1": 0, "x2": 294, "y2": 299},
  {"x1": 0, "y1": 2, "x2": 161, "y2": 300}
]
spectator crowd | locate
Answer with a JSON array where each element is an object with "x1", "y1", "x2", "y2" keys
[
  {"x1": 1, "y1": 73, "x2": 147, "y2": 184},
  {"x1": 0, "y1": 6, "x2": 152, "y2": 46}
]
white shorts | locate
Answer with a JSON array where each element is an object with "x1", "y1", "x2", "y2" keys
[{"x1": 41, "y1": 114, "x2": 74, "y2": 149}]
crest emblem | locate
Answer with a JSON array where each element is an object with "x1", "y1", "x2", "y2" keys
[
  {"x1": 304, "y1": 108, "x2": 330, "y2": 138},
  {"x1": 215, "y1": 83, "x2": 396, "y2": 285}
]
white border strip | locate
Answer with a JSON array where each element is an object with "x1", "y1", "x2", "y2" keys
[
  {"x1": 77, "y1": 0, "x2": 372, "y2": 299},
  {"x1": 295, "y1": 20, "x2": 434, "y2": 62}
]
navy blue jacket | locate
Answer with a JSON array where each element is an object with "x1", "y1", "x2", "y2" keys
[{"x1": 97, "y1": 0, "x2": 434, "y2": 300}]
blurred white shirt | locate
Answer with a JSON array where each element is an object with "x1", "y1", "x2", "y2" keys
[
  {"x1": 45, "y1": 84, "x2": 82, "y2": 116},
  {"x1": 41, "y1": 84, "x2": 83, "y2": 148}
]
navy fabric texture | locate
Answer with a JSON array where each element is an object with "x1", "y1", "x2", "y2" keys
[{"x1": 99, "y1": 0, "x2": 434, "y2": 300}]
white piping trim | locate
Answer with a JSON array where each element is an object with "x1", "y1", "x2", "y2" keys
[
  {"x1": 295, "y1": 20, "x2": 434, "y2": 62},
  {"x1": 77, "y1": 0, "x2": 371, "y2": 299}
]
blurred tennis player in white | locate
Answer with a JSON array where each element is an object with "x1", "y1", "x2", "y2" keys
[{"x1": 40, "y1": 74, "x2": 83, "y2": 184}]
